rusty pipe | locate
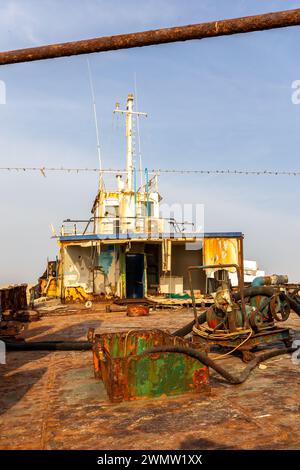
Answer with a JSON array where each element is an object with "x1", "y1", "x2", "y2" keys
[{"x1": 0, "y1": 9, "x2": 300, "y2": 66}]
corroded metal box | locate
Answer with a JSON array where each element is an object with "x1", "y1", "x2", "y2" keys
[{"x1": 90, "y1": 329, "x2": 209, "y2": 402}]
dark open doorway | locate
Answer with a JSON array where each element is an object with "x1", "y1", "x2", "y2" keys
[
  {"x1": 145, "y1": 244, "x2": 160, "y2": 295},
  {"x1": 125, "y1": 253, "x2": 144, "y2": 298}
]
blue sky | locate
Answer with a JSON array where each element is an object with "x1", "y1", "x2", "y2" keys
[{"x1": 1, "y1": 0, "x2": 300, "y2": 283}]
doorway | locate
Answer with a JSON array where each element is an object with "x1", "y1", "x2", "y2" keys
[{"x1": 125, "y1": 253, "x2": 144, "y2": 298}]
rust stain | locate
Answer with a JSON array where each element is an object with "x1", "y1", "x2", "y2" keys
[{"x1": 192, "y1": 368, "x2": 209, "y2": 388}]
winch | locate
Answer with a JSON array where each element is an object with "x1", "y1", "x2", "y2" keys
[{"x1": 188, "y1": 264, "x2": 295, "y2": 361}]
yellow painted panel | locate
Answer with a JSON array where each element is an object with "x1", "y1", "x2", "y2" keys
[
  {"x1": 64, "y1": 286, "x2": 92, "y2": 302},
  {"x1": 47, "y1": 279, "x2": 58, "y2": 297},
  {"x1": 203, "y1": 238, "x2": 239, "y2": 272},
  {"x1": 40, "y1": 277, "x2": 58, "y2": 298}
]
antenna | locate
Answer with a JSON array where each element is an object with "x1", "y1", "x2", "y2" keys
[{"x1": 86, "y1": 58, "x2": 103, "y2": 188}]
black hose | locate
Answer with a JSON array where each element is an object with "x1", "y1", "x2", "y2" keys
[
  {"x1": 286, "y1": 295, "x2": 300, "y2": 317},
  {"x1": 172, "y1": 311, "x2": 207, "y2": 337},
  {"x1": 5, "y1": 341, "x2": 92, "y2": 351},
  {"x1": 143, "y1": 345, "x2": 295, "y2": 384},
  {"x1": 5, "y1": 339, "x2": 296, "y2": 384},
  {"x1": 233, "y1": 286, "x2": 274, "y2": 301}
]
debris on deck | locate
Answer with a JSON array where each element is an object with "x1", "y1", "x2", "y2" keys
[{"x1": 0, "y1": 305, "x2": 299, "y2": 450}]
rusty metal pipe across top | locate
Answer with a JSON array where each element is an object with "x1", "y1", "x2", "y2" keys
[{"x1": 0, "y1": 9, "x2": 300, "y2": 66}]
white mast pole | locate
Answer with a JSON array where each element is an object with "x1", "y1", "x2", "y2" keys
[
  {"x1": 134, "y1": 74, "x2": 143, "y2": 189},
  {"x1": 113, "y1": 94, "x2": 147, "y2": 192},
  {"x1": 126, "y1": 93, "x2": 134, "y2": 191}
]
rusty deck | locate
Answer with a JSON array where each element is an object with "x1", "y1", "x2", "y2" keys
[{"x1": 0, "y1": 303, "x2": 299, "y2": 450}]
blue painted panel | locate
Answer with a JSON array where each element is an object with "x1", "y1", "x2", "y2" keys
[
  {"x1": 59, "y1": 231, "x2": 243, "y2": 242},
  {"x1": 99, "y1": 246, "x2": 114, "y2": 276}
]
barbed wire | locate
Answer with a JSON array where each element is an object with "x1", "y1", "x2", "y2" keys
[{"x1": 0, "y1": 166, "x2": 300, "y2": 177}]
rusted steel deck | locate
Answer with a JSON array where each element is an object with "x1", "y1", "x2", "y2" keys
[{"x1": 0, "y1": 304, "x2": 299, "y2": 450}]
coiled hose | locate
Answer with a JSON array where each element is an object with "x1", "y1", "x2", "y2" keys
[
  {"x1": 172, "y1": 311, "x2": 207, "y2": 337},
  {"x1": 143, "y1": 345, "x2": 295, "y2": 384}
]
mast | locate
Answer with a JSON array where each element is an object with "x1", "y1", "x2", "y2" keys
[
  {"x1": 126, "y1": 93, "x2": 134, "y2": 190},
  {"x1": 114, "y1": 94, "x2": 147, "y2": 191}
]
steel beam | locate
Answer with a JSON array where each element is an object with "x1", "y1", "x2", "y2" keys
[{"x1": 0, "y1": 9, "x2": 300, "y2": 66}]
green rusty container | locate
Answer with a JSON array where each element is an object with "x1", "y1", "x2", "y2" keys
[{"x1": 92, "y1": 329, "x2": 209, "y2": 402}]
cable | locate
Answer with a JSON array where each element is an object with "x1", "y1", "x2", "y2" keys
[
  {"x1": 154, "y1": 169, "x2": 300, "y2": 176},
  {"x1": 209, "y1": 329, "x2": 253, "y2": 360},
  {"x1": 1, "y1": 167, "x2": 300, "y2": 176},
  {"x1": 192, "y1": 323, "x2": 253, "y2": 341},
  {"x1": 123, "y1": 329, "x2": 137, "y2": 357}
]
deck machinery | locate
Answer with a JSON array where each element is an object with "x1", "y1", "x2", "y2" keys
[
  {"x1": 89, "y1": 265, "x2": 298, "y2": 402},
  {"x1": 188, "y1": 264, "x2": 294, "y2": 362}
]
